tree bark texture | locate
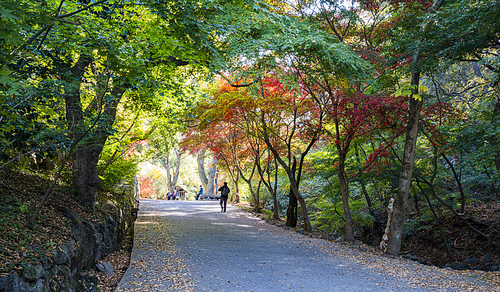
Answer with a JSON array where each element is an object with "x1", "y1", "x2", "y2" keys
[
  {"x1": 207, "y1": 156, "x2": 217, "y2": 196},
  {"x1": 338, "y1": 156, "x2": 354, "y2": 241},
  {"x1": 385, "y1": 71, "x2": 422, "y2": 255},
  {"x1": 385, "y1": 0, "x2": 445, "y2": 256},
  {"x1": 197, "y1": 148, "x2": 209, "y2": 191},
  {"x1": 63, "y1": 54, "x2": 103, "y2": 210},
  {"x1": 286, "y1": 190, "x2": 298, "y2": 227},
  {"x1": 286, "y1": 159, "x2": 298, "y2": 227},
  {"x1": 72, "y1": 83, "x2": 124, "y2": 209},
  {"x1": 165, "y1": 148, "x2": 182, "y2": 193},
  {"x1": 264, "y1": 139, "x2": 314, "y2": 232}
]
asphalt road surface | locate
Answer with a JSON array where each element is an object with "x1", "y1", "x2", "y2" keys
[{"x1": 116, "y1": 199, "x2": 497, "y2": 292}]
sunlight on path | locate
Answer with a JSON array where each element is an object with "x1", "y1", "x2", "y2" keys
[{"x1": 116, "y1": 199, "x2": 498, "y2": 292}]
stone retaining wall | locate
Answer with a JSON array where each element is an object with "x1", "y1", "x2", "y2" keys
[{"x1": 0, "y1": 182, "x2": 137, "y2": 292}]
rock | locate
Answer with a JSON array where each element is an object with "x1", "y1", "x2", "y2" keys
[
  {"x1": 335, "y1": 237, "x2": 344, "y2": 243},
  {"x1": 73, "y1": 221, "x2": 98, "y2": 271},
  {"x1": 481, "y1": 253, "x2": 493, "y2": 265},
  {"x1": 55, "y1": 248, "x2": 70, "y2": 265},
  {"x1": 402, "y1": 253, "x2": 419, "y2": 262},
  {"x1": 464, "y1": 257, "x2": 479, "y2": 266},
  {"x1": 0, "y1": 276, "x2": 8, "y2": 291},
  {"x1": 96, "y1": 262, "x2": 114, "y2": 276},
  {"x1": 297, "y1": 229, "x2": 304, "y2": 235},
  {"x1": 443, "y1": 267, "x2": 453, "y2": 271},
  {"x1": 57, "y1": 265, "x2": 83, "y2": 292},
  {"x1": 83, "y1": 275, "x2": 99, "y2": 292},
  {"x1": 58, "y1": 206, "x2": 82, "y2": 222},
  {"x1": 95, "y1": 232, "x2": 104, "y2": 260},
  {"x1": 485, "y1": 263, "x2": 500, "y2": 271},
  {"x1": 450, "y1": 262, "x2": 468, "y2": 270},
  {"x1": 470, "y1": 265, "x2": 483, "y2": 271},
  {"x1": 6, "y1": 273, "x2": 29, "y2": 292},
  {"x1": 30, "y1": 279, "x2": 47, "y2": 292},
  {"x1": 443, "y1": 263, "x2": 451, "y2": 269},
  {"x1": 22, "y1": 262, "x2": 44, "y2": 282}
]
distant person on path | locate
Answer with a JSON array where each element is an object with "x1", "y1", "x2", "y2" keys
[
  {"x1": 196, "y1": 185, "x2": 203, "y2": 200},
  {"x1": 172, "y1": 190, "x2": 176, "y2": 200},
  {"x1": 167, "y1": 192, "x2": 171, "y2": 200},
  {"x1": 218, "y1": 182, "x2": 230, "y2": 212}
]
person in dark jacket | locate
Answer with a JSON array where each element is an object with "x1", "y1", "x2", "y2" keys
[
  {"x1": 196, "y1": 185, "x2": 203, "y2": 200},
  {"x1": 218, "y1": 182, "x2": 230, "y2": 212}
]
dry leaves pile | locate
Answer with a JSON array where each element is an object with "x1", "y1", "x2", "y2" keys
[
  {"x1": 0, "y1": 168, "x2": 93, "y2": 274},
  {"x1": 115, "y1": 210, "x2": 196, "y2": 292}
]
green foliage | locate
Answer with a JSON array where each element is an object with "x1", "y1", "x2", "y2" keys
[
  {"x1": 98, "y1": 153, "x2": 139, "y2": 191},
  {"x1": 404, "y1": 213, "x2": 434, "y2": 239},
  {"x1": 215, "y1": 3, "x2": 373, "y2": 86},
  {"x1": 312, "y1": 196, "x2": 374, "y2": 235}
]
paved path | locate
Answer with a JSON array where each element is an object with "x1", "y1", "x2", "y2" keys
[{"x1": 116, "y1": 200, "x2": 498, "y2": 291}]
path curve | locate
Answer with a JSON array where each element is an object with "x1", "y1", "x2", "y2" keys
[{"x1": 116, "y1": 200, "x2": 498, "y2": 291}]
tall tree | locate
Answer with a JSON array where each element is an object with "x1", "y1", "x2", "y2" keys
[
  {"x1": 385, "y1": 0, "x2": 445, "y2": 255},
  {"x1": 4, "y1": 0, "x2": 251, "y2": 209}
]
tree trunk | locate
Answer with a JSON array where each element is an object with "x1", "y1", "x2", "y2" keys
[
  {"x1": 286, "y1": 166, "x2": 312, "y2": 232},
  {"x1": 264, "y1": 140, "x2": 314, "y2": 233},
  {"x1": 384, "y1": 0, "x2": 445, "y2": 256},
  {"x1": 256, "y1": 151, "x2": 280, "y2": 219},
  {"x1": 207, "y1": 156, "x2": 217, "y2": 196},
  {"x1": 233, "y1": 171, "x2": 240, "y2": 203},
  {"x1": 286, "y1": 158, "x2": 298, "y2": 227},
  {"x1": 385, "y1": 69, "x2": 422, "y2": 255},
  {"x1": 338, "y1": 152, "x2": 354, "y2": 241},
  {"x1": 334, "y1": 115, "x2": 355, "y2": 241},
  {"x1": 164, "y1": 148, "x2": 182, "y2": 193},
  {"x1": 197, "y1": 148, "x2": 209, "y2": 191},
  {"x1": 238, "y1": 159, "x2": 259, "y2": 212},
  {"x1": 73, "y1": 143, "x2": 104, "y2": 209},
  {"x1": 286, "y1": 190, "x2": 298, "y2": 227},
  {"x1": 256, "y1": 179, "x2": 262, "y2": 212},
  {"x1": 73, "y1": 83, "x2": 124, "y2": 209},
  {"x1": 272, "y1": 157, "x2": 280, "y2": 220}
]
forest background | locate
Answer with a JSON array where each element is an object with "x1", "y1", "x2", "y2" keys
[{"x1": 1, "y1": 0, "x2": 500, "y2": 279}]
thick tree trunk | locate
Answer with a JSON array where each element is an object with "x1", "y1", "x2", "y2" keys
[
  {"x1": 166, "y1": 149, "x2": 182, "y2": 193},
  {"x1": 284, "y1": 179, "x2": 310, "y2": 232},
  {"x1": 73, "y1": 142, "x2": 104, "y2": 209},
  {"x1": 63, "y1": 54, "x2": 103, "y2": 210},
  {"x1": 385, "y1": 70, "x2": 422, "y2": 255},
  {"x1": 197, "y1": 148, "x2": 209, "y2": 191},
  {"x1": 72, "y1": 84, "x2": 124, "y2": 209},
  {"x1": 207, "y1": 157, "x2": 217, "y2": 196},
  {"x1": 286, "y1": 190, "x2": 297, "y2": 227},
  {"x1": 286, "y1": 159, "x2": 298, "y2": 227}
]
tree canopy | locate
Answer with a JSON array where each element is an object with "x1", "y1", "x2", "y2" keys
[{"x1": 2, "y1": 0, "x2": 500, "y2": 273}]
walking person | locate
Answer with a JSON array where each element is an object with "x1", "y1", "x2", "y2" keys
[
  {"x1": 196, "y1": 185, "x2": 203, "y2": 200},
  {"x1": 218, "y1": 182, "x2": 230, "y2": 212}
]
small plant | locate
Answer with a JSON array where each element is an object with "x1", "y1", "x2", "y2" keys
[{"x1": 19, "y1": 203, "x2": 28, "y2": 214}]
